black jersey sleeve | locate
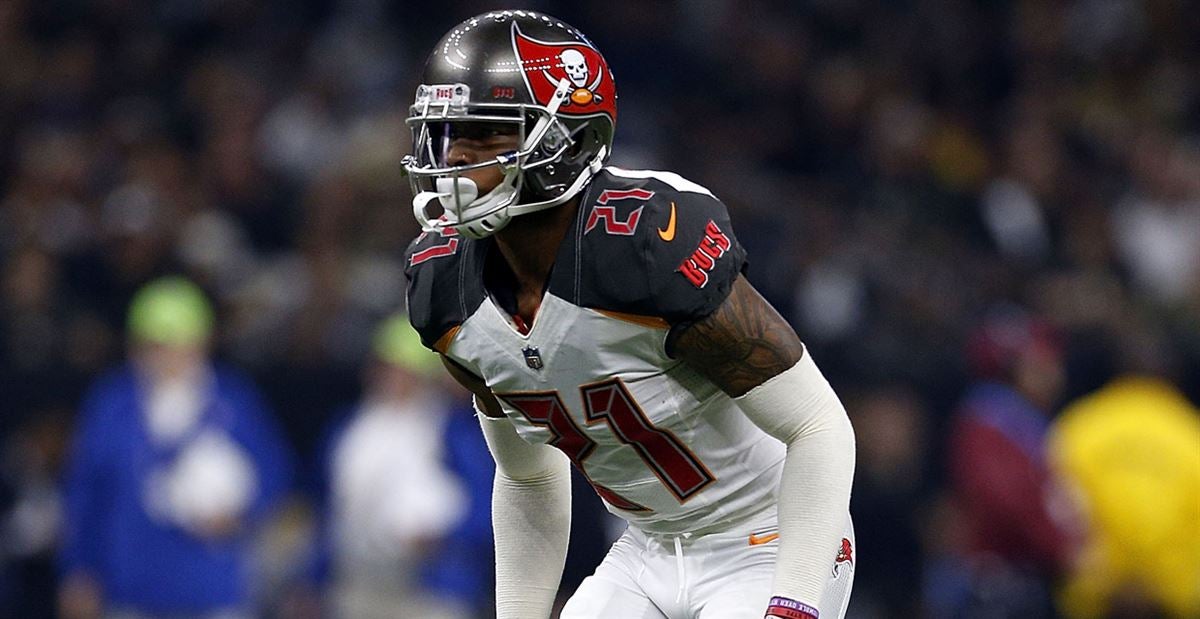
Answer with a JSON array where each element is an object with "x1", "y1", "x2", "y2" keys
[
  {"x1": 571, "y1": 172, "x2": 748, "y2": 325},
  {"x1": 403, "y1": 229, "x2": 485, "y2": 351},
  {"x1": 640, "y1": 189, "x2": 748, "y2": 323}
]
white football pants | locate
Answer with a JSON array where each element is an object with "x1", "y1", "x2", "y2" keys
[{"x1": 561, "y1": 512, "x2": 855, "y2": 619}]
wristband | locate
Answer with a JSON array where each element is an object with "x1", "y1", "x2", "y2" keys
[{"x1": 765, "y1": 596, "x2": 819, "y2": 619}]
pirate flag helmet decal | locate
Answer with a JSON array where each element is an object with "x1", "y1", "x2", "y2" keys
[
  {"x1": 513, "y1": 25, "x2": 617, "y2": 119},
  {"x1": 402, "y1": 11, "x2": 617, "y2": 239}
]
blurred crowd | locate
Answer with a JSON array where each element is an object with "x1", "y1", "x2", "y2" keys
[{"x1": 0, "y1": 0, "x2": 1197, "y2": 617}]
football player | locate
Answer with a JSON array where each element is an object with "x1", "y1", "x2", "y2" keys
[{"x1": 403, "y1": 11, "x2": 856, "y2": 619}]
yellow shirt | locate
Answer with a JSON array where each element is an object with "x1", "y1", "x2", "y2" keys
[{"x1": 1050, "y1": 376, "x2": 1200, "y2": 618}]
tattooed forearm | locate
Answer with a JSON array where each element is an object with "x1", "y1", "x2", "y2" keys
[{"x1": 670, "y1": 276, "x2": 805, "y2": 397}]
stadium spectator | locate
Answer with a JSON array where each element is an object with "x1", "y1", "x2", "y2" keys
[
  {"x1": 0, "y1": 407, "x2": 70, "y2": 619},
  {"x1": 58, "y1": 277, "x2": 293, "y2": 619},
  {"x1": 1049, "y1": 330, "x2": 1200, "y2": 619},
  {"x1": 932, "y1": 307, "x2": 1080, "y2": 617},
  {"x1": 314, "y1": 313, "x2": 474, "y2": 619},
  {"x1": 421, "y1": 384, "x2": 500, "y2": 618}
]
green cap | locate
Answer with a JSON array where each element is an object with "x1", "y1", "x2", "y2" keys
[
  {"x1": 127, "y1": 277, "x2": 215, "y2": 346},
  {"x1": 373, "y1": 313, "x2": 439, "y2": 375}
]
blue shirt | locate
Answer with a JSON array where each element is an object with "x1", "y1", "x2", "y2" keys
[{"x1": 59, "y1": 363, "x2": 292, "y2": 613}]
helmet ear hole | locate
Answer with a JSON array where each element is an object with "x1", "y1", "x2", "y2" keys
[
  {"x1": 566, "y1": 125, "x2": 602, "y2": 163},
  {"x1": 566, "y1": 137, "x2": 583, "y2": 158}
]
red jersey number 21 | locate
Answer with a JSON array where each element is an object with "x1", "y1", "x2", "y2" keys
[{"x1": 497, "y1": 378, "x2": 715, "y2": 511}]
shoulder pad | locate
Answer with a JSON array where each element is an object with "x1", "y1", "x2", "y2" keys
[
  {"x1": 403, "y1": 228, "x2": 486, "y2": 351},
  {"x1": 567, "y1": 168, "x2": 747, "y2": 324}
]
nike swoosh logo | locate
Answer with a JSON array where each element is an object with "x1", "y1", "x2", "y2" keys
[
  {"x1": 748, "y1": 532, "x2": 779, "y2": 546},
  {"x1": 657, "y1": 202, "x2": 676, "y2": 241}
]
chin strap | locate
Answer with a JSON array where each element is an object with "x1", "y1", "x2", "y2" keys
[
  {"x1": 412, "y1": 166, "x2": 521, "y2": 239},
  {"x1": 415, "y1": 142, "x2": 606, "y2": 238},
  {"x1": 411, "y1": 77, "x2": 596, "y2": 238},
  {"x1": 412, "y1": 177, "x2": 479, "y2": 219}
]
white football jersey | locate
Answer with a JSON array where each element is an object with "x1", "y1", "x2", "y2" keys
[{"x1": 406, "y1": 168, "x2": 784, "y2": 534}]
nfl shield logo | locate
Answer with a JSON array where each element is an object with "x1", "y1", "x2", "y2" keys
[{"x1": 522, "y1": 346, "x2": 544, "y2": 370}]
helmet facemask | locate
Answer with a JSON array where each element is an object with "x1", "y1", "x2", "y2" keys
[{"x1": 403, "y1": 79, "x2": 600, "y2": 239}]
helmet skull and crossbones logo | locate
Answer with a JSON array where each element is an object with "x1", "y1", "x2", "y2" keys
[{"x1": 549, "y1": 48, "x2": 604, "y2": 106}]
